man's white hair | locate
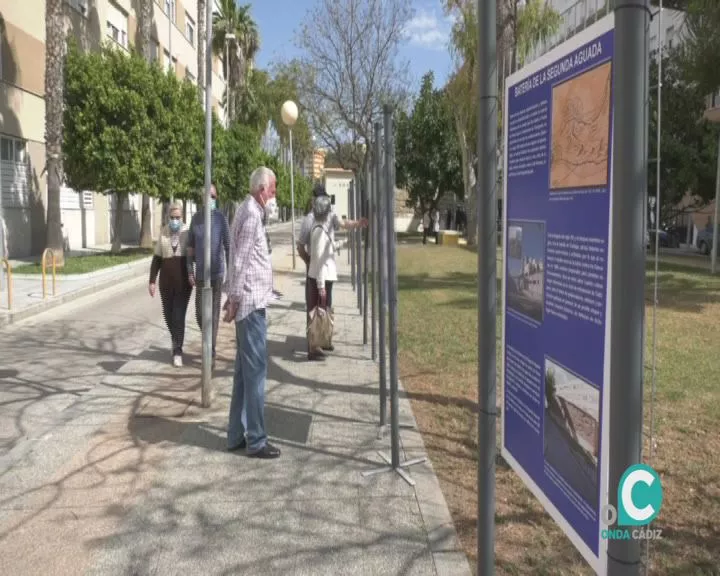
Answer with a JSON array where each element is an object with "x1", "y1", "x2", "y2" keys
[
  {"x1": 250, "y1": 166, "x2": 276, "y2": 193},
  {"x1": 168, "y1": 201, "x2": 183, "y2": 214}
]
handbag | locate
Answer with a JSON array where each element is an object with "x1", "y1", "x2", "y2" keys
[{"x1": 307, "y1": 305, "x2": 334, "y2": 352}]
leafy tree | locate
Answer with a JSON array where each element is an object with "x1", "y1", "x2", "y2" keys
[
  {"x1": 64, "y1": 42, "x2": 158, "y2": 253},
  {"x1": 223, "y1": 121, "x2": 263, "y2": 201},
  {"x1": 149, "y1": 69, "x2": 205, "y2": 204},
  {"x1": 395, "y1": 72, "x2": 463, "y2": 229},
  {"x1": 649, "y1": 48, "x2": 719, "y2": 221},
  {"x1": 680, "y1": 0, "x2": 720, "y2": 96}
]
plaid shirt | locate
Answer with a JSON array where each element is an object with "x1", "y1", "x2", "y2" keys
[{"x1": 225, "y1": 195, "x2": 273, "y2": 321}]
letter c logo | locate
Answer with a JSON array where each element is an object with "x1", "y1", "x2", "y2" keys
[{"x1": 618, "y1": 464, "x2": 663, "y2": 526}]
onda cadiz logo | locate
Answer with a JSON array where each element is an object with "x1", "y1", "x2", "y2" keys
[{"x1": 601, "y1": 464, "x2": 663, "y2": 541}]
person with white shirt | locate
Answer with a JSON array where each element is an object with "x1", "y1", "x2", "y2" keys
[
  {"x1": 306, "y1": 195, "x2": 338, "y2": 361},
  {"x1": 298, "y1": 183, "x2": 367, "y2": 359}
]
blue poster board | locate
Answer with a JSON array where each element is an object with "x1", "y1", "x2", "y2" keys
[{"x1": 501, "y1": 15, "x2": 615, "y2": 574}]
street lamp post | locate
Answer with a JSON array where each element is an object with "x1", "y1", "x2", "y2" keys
[
  {"x1": 281, "y1": 100, "x2": 298, "y2": 270},
  {"x1": 200, "y1": 0, "x2": 214, "y2": 408}
]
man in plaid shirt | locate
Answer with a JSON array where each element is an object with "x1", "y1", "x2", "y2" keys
[{"x1": 222, "y1": 166, "x2": 280, "y2": 459}]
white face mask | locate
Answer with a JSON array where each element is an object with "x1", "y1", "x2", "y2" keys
[{"x1": 264, "y1": 198, "x2": 279, "y2": 222}]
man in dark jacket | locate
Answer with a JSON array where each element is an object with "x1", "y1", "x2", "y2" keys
[{"x1": 187, "y1": 185, "x2": 230, "y2": 366}]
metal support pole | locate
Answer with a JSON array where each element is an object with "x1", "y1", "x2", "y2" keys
[
  {"x1": 350, "y1": 181, "x2": 356, "y2": 290},
  {"x1": 384, "y1": 107, "x2": 400, "y2": 469},
  {"x1": 371, "y1": 142, "x2": 378, "y2": 362},
  {"x1": 201, "y1": 0, "x2": 214, "y2": 408},
  {"x1": 607, "y1": 1, "x2": 649, "y2": 574},
  {"x1": 362, "y1": 107, "x2": 426, "y2": 485},
  {"x1": 376, "y1": 123, "x2": 387, "y2": 432},
  {"x1": 363, "y1": 161, "x2": 370, "y2": 343},
  {"x1": 712, "y1": 131, "x2": 720, "y2": 274},
  {"x1": 356, "y1": 176, "x2": 363, "y2": 312},
  {"x1": 290, "y1": 129, "x2": 297, "y2": 270},
  {"x1": 477, "y1": 0, "x2": 498, "y2": 573}
]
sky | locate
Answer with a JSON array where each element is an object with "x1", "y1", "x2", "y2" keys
[{"x1": 245, "y1": 0, "x2": 456, "y2": 93}]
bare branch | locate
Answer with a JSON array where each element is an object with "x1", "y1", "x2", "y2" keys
[{"x1": 291, "y1": 0, "x2": 412, "y2": 169}]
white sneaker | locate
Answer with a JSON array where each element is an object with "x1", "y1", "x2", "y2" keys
[{"x1": 173, "y1": 355, "x2": 183, "y2": 367}]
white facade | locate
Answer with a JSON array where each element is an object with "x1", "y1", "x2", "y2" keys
[{"x1": 324, "y1": 170, "x2": 353, "y2": 221}]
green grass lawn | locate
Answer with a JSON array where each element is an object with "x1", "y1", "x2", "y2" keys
[
  {"x1": 397, "y1": 243, "x2": 720, "y2": 576},
  {"x1": 16, "y1": 247, "x2": 153, "y2": 275}
]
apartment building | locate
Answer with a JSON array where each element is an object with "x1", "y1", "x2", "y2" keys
[
  {"x1": 524, "y1": 0, "x2": 686, "y2": 65},
  {"x1": 0, "y1": 0, "x2": 228, "y2": 258}
]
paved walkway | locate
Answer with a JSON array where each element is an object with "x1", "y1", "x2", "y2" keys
[
  {"x1": 0, "y1": 242, "x2": 470, "y2": 575},
  {"x1": 0, "y1": 257, "x2": 152, "y2": 326}
]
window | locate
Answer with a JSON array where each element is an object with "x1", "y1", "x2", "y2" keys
[
  {"x1": 1, "y1": 136, "x2": 28, "y2": 164},
  {"x1": 165, "y1": 0, "x2": 176, "y2": 23},
  {"x1": 186, "y1": 70, "x2": 196, "y2": 83},
  {"x1": 666, "y1": 25, "x2": 675, "y2": 50},
  {"x1": 185, "y1": 14, "x2": 195, "y2": 45},
  {"x1": 106, "y1": 2, "x2": 128, "y2": 49},
  {"x1": 66, "y1": 0, "x2": 88, "y2": 17}
]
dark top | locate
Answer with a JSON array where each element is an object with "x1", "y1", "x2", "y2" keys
[{"x1": 187, "y1": 209, "x2": 230, "y2": 282}]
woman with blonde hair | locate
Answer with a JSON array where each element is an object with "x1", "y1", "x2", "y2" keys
[{"x1": 149, "y1": 202, "x2": 193, "y2": 367}]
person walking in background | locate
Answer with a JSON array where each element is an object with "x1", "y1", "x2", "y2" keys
[
  {"x1": 187, "y1": 184, "x2": 230, "y2": 368},
  {"x1": 149, "y1": 202, "x2": 192, "y2": 367},
  {"x1": 306, "y1": 195, "x2": 338, "y2": 361},
  {"x1": 223, "y1": 166, "x2": 280, "y2": 459}
]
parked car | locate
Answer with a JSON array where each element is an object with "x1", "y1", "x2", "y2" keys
[
  {"x1": 647, "y1": 228, "x2": 680, "y2": 250},
  {"x1": 696, "y1": 227, "x2": 717, "y2": 255}
]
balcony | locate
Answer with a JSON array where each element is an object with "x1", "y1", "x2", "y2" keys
[{"x1": 704, "y1": 89, "x2": 720, "y2": 123}]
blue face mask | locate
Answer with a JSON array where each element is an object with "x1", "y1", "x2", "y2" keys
[
  {"x1": 169, "y1": 218, "x2": 182, "y2": 232},
  {"x1": 209, "y1": 199, "x2": 217, "y2": 211}
]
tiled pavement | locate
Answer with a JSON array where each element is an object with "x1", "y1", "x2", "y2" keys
[{"x1": 0, "y1": 244, "x2": 470, "y2": 576}]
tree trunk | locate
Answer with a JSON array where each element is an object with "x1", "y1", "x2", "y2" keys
[
  {"x1": 197, "y1": 0, "x2": 206, "y2": 101},
  {"x1": 228, "y1": 47, "x2": 235, "y2": 124},
  {"x1": 136, "y1": 0, "x2": 153, "y2": 61},
  {"x1": 112, "y1": 193, "x2": 126, "y2": 254},
  {"x1": 455, "y1": 116, "x2": 478, "y2": 247},
  {"x1": 140, "y1": 194, "x2": 152, "y2": 247},
  {"x1": 137, "y1": 1, "x2": 154, "y2": 249},
  {"x1": 465, "y1": 158, "x2": 478, "y2": 247},
  {"x1": 44, "y1": 0, "x2": 65, "y2": 266}
]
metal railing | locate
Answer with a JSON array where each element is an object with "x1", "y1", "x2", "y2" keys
[
  {"x1": 0, "y1": 258, "x2": 12, "y2": 310},
  {"x1": 41, "y1": 248, "x2": 57, "y2": 299}
]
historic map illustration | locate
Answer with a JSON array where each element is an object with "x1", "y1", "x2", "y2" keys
[{"x1": 550, "y1": 61, "x2": 612, "y2": 190}]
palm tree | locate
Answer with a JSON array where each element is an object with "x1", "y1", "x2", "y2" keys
[
  {"x1": 45, "y1": 0, "x2": 65, "y2": 266},
  {"x1": 444, "y1": 0, "x2": 559, "y2": 246},
  {"x1": 515, "y1": 0, "x2": 562, "y2": 70},
  {"x1": 212, "y1": 0, "x2": 260, "y2": 124}
]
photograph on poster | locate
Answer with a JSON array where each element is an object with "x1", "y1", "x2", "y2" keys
[
  {"x1": 550, "y1": 60, "x2": 612, "y2": 190},
  {"x1": 507, "y1": 220, "x2": 545, "y2": 323},
  {"x1": 543, "y1": 357, "x2": 600, "y2": 508}
]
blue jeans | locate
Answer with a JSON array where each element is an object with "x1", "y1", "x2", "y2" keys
[{"x1": 227, "y1": 308, "x2": 268, "y2": 452}]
